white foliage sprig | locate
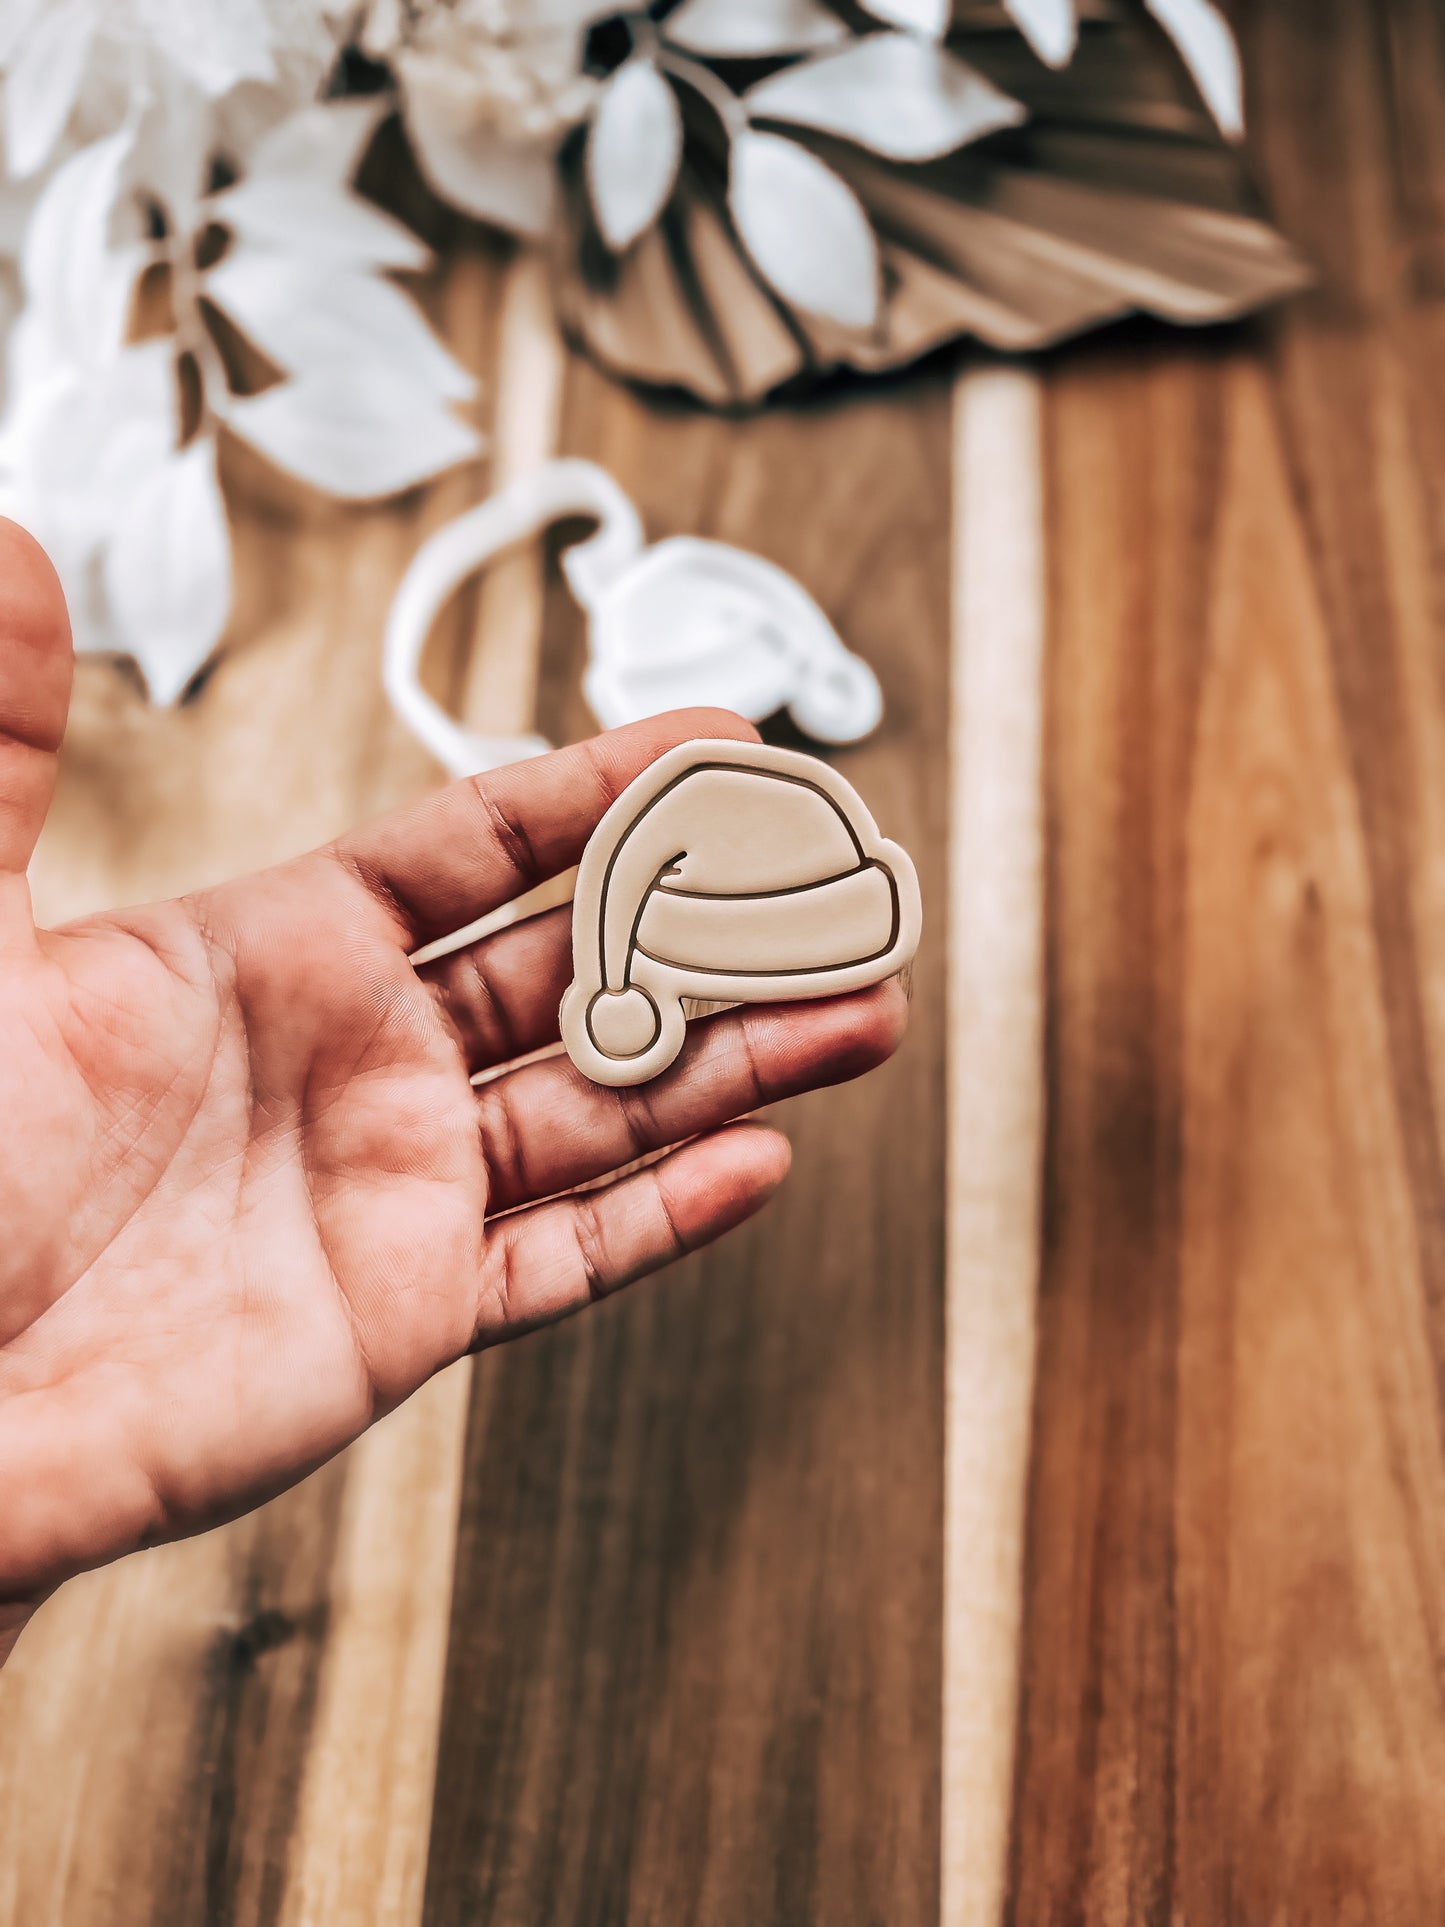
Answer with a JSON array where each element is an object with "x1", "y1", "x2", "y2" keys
[
  {"x1": 0, "y1": 97, "x2": 483, "y2": 703},
  {"x1": 0, "y1": 0, "x2": 344, "y2": 182},
  {"x1": 204, "y1": 115, "x2": 484, "y2": 503},
  {"x1": 577, "y1": 23, "x2": 1027, "y2": 332},
  {"x1": 570, "y1": 0, "x2": 1244, "y2": 339}
]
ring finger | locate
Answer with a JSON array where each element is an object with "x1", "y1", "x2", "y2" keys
[{"x1": 476, "y1": 979, "x2": 908, "y2": 1217}]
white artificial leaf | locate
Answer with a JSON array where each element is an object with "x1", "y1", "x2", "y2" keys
[
  {"x1": 359, "y1": 0, "x2": 402, "y2": 56},
  {"x1": 93, "y1": 239, "x2": 154, "y2": 361},
  {"x1": 586, "y1": 59, "x2": 683, "y2": 252},
  {"x1": 0, "y1": 259, "x2": 21, "y2": 410},
  {"x1": 1147, "y1": 0, "x2": 1243, "y2": 136},
  {"x1": 859, "y1": 0, "x2": 951, "y2": 36},
  {"x1": 0, "y1": 338, "x2": 180, "y2": 661},
  {"x1": 410, "y1": 129, "x2": 554, "y2": 236},
  {"x1": 206, "y1": 248, "x2": 476, "y2": 399},
  {"x1": 0, "y1": 334, "x2": 177, "y2": 656},
  {"x1": 225, "y1": 367, "x2": 482, "y2": 500},
  {"x1": 665, "y1": 0, "x2": 847, "y2": 57},
  {"x1": 0, "y1": 0, "x2": 45, "y2": 66},
  {"x1": 104, "y1": 436, "x2": 232, "y2": 702},
  {"x1": 1003, "y1": 0, "x2": 1077, "y2": 67},
  {"x1": 39, "y1": 345, "x2": 176, "y2": 535},
  {"x1": 135, "y1": 0, "x2": 275, "y2": 97},
  {"x1": 126, "y1": 52, "x2": 225, "y2": 220},
  {"x1": 397, "y1": 52, "x2": 557, "y2": 236},
  {"x1": 247, "y1": 98, "x2": 390, "y2": 186},
  {"x1": 747, "y1": 34, "x2": 1025, "y2": 162},
  {"x1": 5, "y1": 0, "x2": 94, "y2": 178},
  {"x1": 729, "y1": 132, "x2": 879, "y2": 330},
  {"x1": 5, "y1": 336, "x2": 174, "y2": 489},
  {"x1": 21, "y1": 130, "x2": 138, "y2": 365},
  {"x1": 0, "y1": 308, "x2": 57, "y2": 443},
  {"x1": 210, "y1": 176, "x2": 431, "y2": 271},
  {"x1": 204, "y1": 29, "x2": 351, "y2": 179}
]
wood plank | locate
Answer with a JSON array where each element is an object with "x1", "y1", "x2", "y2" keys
[
  {"x1": 273, "y1": 250, "x2": 565, "y2": 1927},
  {"x1": 424, "y1": 366, "x2": 951, "y2": 1925},
  {"x1": 1009, "y1": 2, "x2": 1445, "y2": 1915},
  {"x1": 942, "y1": 366, "x2": 1046, "y2": 1927},
  {"x1": 0, "y1": 229, "x2": 518, "y2": 1927}
]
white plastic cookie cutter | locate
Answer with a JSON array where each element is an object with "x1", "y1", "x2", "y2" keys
[{"x1": 383, "y1": 459, "x2": 884, "y2": 777}]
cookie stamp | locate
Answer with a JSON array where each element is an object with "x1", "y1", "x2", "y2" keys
[{"x1": 560, "y1": 739, "x2": 922, "y2": 1087}]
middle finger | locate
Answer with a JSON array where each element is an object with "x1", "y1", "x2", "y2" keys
[
  {"x1": 476, "y1": 980, "x2": 908, "y2": 1216},
  {"x1": 418, "y1": 900, "x2": 573, "y2": 1072}
]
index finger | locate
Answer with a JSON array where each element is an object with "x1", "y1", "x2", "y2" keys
[{"x1": 330, "y1": 708, "x2": 759, "y2": 948}]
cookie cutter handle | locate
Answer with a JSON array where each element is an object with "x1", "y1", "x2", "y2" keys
[{"x1": 383, "y1": 459, "x2": 646, "y2": 777}]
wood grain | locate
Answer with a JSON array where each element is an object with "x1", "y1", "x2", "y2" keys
[
  {"x1": 423, "y1": 364, "x2": 951, "y2": 1927},
  {"x1": 272, "y1": 247, "x2": 565, "y2": 1927},
  {"x1": 272, "y1": 1374, "x2": 469, "y2": 1927},
  {"x1": 942, "y1": 366, "x2": 1046, "y2": 1927},
  {"x1": 1008, "y1": 2, "x2": 1445, "y2": 1917}
]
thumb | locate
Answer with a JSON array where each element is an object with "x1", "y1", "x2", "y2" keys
[{"x1": 0, "y1": 521, "x2": 72, "y2": 892}]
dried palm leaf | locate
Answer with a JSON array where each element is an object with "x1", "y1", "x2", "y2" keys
[{"x1": 555, "y1": 0, "x2": 1305, "y2": 404}]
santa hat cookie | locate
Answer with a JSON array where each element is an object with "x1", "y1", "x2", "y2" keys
[{"x1": 560, "y1": 739, "x2": 922, "y2": 1087}]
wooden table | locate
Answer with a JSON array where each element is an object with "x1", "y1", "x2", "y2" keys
[{"x1": 2, "y1": 2, "x2": 1443, "y2": 1919}]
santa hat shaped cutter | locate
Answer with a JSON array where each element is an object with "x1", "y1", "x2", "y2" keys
[{"x1": 560, "y1": 739, "x2": 922, "y2": 1087}]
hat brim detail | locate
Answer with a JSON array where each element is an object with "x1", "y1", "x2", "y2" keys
[{"x1": 635, "y1": 861, "x2": 898, "y2": 981}]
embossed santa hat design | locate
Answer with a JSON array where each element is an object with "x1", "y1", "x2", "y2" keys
[{"x1": 560, "y1": 740, "x2": 922, "y2": 1087}]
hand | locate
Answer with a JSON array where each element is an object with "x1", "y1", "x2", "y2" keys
[{"x1": 0, "y1": 525, "x2": 907, "y2": 1626}]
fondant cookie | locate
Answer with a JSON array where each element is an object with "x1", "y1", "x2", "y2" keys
[{"x1": 560, "y1": 739, "x2": 922, "y2": 1087}]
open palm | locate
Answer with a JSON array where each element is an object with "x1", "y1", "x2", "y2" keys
[{"x1": 0, "y1": 526, "x2": 905, "y2": 1627}]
